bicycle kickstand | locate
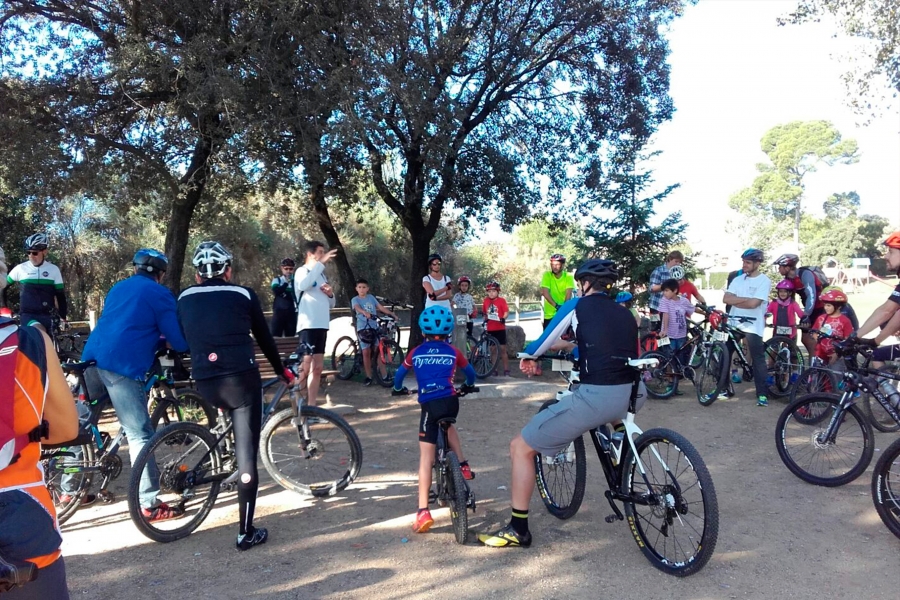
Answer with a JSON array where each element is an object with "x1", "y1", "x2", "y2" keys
[{"x1": 603, "y1": 490, "x2": 624, "y2": 523}]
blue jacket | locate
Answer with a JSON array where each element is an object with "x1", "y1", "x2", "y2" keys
[{"x1": 81, "y1": 272, "x2": 188, "y2": 380}]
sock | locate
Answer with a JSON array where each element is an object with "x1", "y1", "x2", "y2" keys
[
  {"x1": 237, "y1": 486, "x2": 257, "y2": 537},
  {"x1": 510, "y1": 507, "x2": 529, "y2": 536},
  {"x1": 418, "y1": 507, "x2": 430, "y2": 514},
  {"x1": 459, "y1": 460, "x2": 469, "y2": 468}
]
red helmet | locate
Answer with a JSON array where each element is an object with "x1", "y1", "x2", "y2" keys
[
  {"x1": 709, "y1": 311, "x2": 724, "y2": 329},
  {"x1": 485, "y1": 281, "x2": 501, "y2": 291},
  {"x1": 457, "y1": 276, "x2": 471, "y2": 285},
  {"x1": 883, "y1": 231, "x2": 900, "y2": 249},
  {"x1": 549, "y1": 253, "x2": 566, "y2": 263},
  {"x1": 775, "y1": 279, "x2": 795, "y2": 291},
  {"x1": 819, "y1": 288, "x2": 848, "y2": 304}
]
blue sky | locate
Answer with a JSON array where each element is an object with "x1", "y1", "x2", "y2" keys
[{"x1": 651, "y1": 0, "x2": 900, "y2": 252}]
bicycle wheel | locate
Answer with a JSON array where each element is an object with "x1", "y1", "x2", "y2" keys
[
  {"x1": 620, "y1": 428, "x2": 718, "y2": 577},
  {"x1": 640, "y1": 351, "x2": 677, "y2": 399},
  {"x1": 149, "y1": 390, "x2": 217, "y2": 430},
  {"x1": 446, "y1": 451, "x2": 469, "y2": 544},
  {"x1": 696, "y1": 342, "x2": 728, "y2": 407},
  {"x1": 789, "y1": 366, "x2": 838, "y2": 404},
  {"x1": 127, "y1": 423, "x2": 222, "y2": 543},
  {"x1": 533, "y1": 399, "x2": 586, "y2": 519},
  {"x1": 260, "y1": 405, "x2": 363, "y2": 497},
  {"x1": 469, "y1": 335, "x2": 499, "y2": 379},
  {"x1": 330, "y1": 336, "x2": 358, "y2": 380},
  {"x1": 872, "y1": 436, "x2": 900, "y2": 540},
  {"x1": 775, "y1": 393, "x2": 873, "y2": 487},
  {"x1": 765, "y1": 337, "x2": 805, "y2": 398},
  {"x1": 375, "y1": 341, "x2": 405, "y2": 388},
  {"x1": 640, "y1": 333, "x2": 658, "y2": 354},
  {"x1": 42, "y1": 442, "x2": 96, "y2": 525},
  {"x1": 860, "y1": 392, "x2": 900, "y2": 433}
]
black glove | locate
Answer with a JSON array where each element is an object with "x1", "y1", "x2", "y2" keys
[
  {"x1": 499, "y1": 317, "x2": 506, "y2": 325},
  {"x1": 856, "y1": 337, "x2": 878, "y2": 348},
  {"x1": 798, "y1": 316, "x2": 811, "y2": 329},
  {"x1": 391, "y1": 386, "x2": 410, "y2": 396},
  {"x1": 460, "y1": 383, "x2": 478, "y2": 394}
]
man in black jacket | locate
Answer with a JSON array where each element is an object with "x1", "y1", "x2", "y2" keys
[{"x1": 270, "y1": 258, "x2": 298, "y2": 337}]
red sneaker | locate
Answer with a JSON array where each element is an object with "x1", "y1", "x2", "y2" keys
[
  {"x1": 142, "y1": 503, "x2": 184, "y2": 523},
  {"x1": 412, "y1": 509, "x2": 434, "y2": 533},
  {"x1": 460, "y1": 463, "x2": 475, "y2": 480}
]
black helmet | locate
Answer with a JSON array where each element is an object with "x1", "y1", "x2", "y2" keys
[
  {"x1": 741, "y1": 248, "x2": 765, "y2": 262},
  {"x1": 133, "y1": 248, "x2": 168, "y2": 274},
  {"x1": 192, "y1": 241, "x2": 233, "y2": 278},
  {"x1": 25, "y1": 233, "x2": 49, "y2": 251},
  {"x1": 772, "y1": 253, "x2": 799, "y2": 267},
  {"x1": 427, "y1": 253, "x2": 442, "y2": 264},
  {"x1": 280, "y1": 257, "x2": 296, "y2": 267},
  {"x1": 574, "y1": 259, "x2": 618, "y2": 281}
]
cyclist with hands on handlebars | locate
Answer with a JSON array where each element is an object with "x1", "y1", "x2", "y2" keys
[
  {"x1": 392, "y1": 305, "x2": 477, "y2": 534},
  {"x1": 852, "y1": 232, "x2": 900, "y2": 367}
]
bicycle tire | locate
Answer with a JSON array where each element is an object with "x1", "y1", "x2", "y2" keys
[
  {"x1": 330, "y1": 336, "x2": 358, "y2": 380},
  {"x1": 775, "y1": 393, "x2": 873, "y2": 487},
  {"x1": 446, "y1": 451, "x2": 469, "y2": 544},
  {"x1": 620, "y1": 428, "x2": 718, "y2": 577},
  {"x1": 872, "y1": 436, "x2": 900, "y2": 540},
  {"x1": 375, "y1": 341, "x2": 405, "y2": 388},
  {"x1": 149, "y1": 390, "x2": 217, "y2": 430},
  {"x1": 260, "y1": 405, "x2": 363, "y2": 497},
  {"x1": 860, "y1": 391, "x2": 900, "y2": 433},
  {"x1": 789, "y1": 366, "x2": 839, "y2": 404},
  {"x1": 42, "y1": 442, "x2": 96, "y2": 525},
  {"x1": 469, "y1": 335, "x2": 499, "y2": 379},
  {"x1": 764, "y1": 337, "x2": 805, "y2": 398},
  {"x1": 127, "y1": 422, "x2": 222, "y2": 543},
  {"x1": 639, "y1": 350, "x2": 677, "y2": 399},
  {"x1": 533, "y1": 399, "x2": 586, "y2": 519},
  {"x1": 696, "y1": 342, "x2": 728, "y2": 407}
]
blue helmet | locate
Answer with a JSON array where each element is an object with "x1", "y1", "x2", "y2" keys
[
  {"x1": 419, "y1": 305, "x2": 454, "y2": 336},
  {"x1": 741, "y1": 248, "x2": 764, "y2": 262},
  {"x1": 615, "y1": 291, "x2": 633, "y2": 303},
  {"x1": 133, "y1": 248, "x2": 168, "y2": 273}
]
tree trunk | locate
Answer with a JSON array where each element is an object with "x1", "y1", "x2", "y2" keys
[
  {"x1": 793, "y1": 206, "x2": 801, "y2": 249},
  {"x1": 407, "y1": 232, "x2": 433, "y2": 348}
]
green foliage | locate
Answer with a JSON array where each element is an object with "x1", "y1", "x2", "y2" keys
[
  {"x1": 802, "y1": 213, "x2": 891, "y2": 267},
  {"x1": 823, "y1": 191, "x2": 861, "y2": 219}
]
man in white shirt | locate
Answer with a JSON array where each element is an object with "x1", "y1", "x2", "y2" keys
[
  {"x1": 422, "y1": 253, "x2": 452, "y2": 309},
  {"x1": 295, "y1": 240, "x2": 338, "y2": 406},
  {"x1": 723, "y1": 248, "x2": 772, "y2": 406}
]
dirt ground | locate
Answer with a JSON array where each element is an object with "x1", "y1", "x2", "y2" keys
[{"x1": 59, "y1": 369, "x2": 900, "y2": 600}]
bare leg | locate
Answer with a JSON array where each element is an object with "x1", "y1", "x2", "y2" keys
[
  {"x1": 418, "y1": 442, "x2": 436, "y2": 509},
  {"x1": 306, "y1": 354, "x2": 324, "y2": 406},
  {"x1": 509, "y1": 434, "x2": 538, "y2": 509},
  {"x1": 361, "y1": 345, "x2": 373, "y2": 379},
  {"x1": 500, "y1": 344, "x2": 509, "y2": 373},
  {"x1": 446, "y1": 424, "x2": 466, "y2": 463}
]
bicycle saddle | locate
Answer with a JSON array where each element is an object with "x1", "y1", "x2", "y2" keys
[
  {"x1": 61, "y1": 360, "x2": 98, "y2": 374},
  {"x1": 436, "y1": 417, "x2": 457, "y2": 426},
  {"x1": 628, "y1": 358, "x2": 659, "y2": 368}
]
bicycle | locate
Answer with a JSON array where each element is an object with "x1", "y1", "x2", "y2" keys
[
  {"x1": 48, "y1": 307, "x2": 84, "y2": 362},
  {"x1": 467, "y1": 325, "x2": 500, "y2": 379},
  {"x1": 787, "y1": 328, "x2": 842, "y2": 404},
  {"x1": 41, "y1": 354, "x2": 216, "y2": 525},
  {"x1": 871, "y1": 432, "x2": 900, "y2": 541},
  {"x1": 331, "y1": 318, "x2": 405, "y2": 387},
  {"x1": 775, "y1": 338, "x2": 900, "y2": 487},
  {"x1": 525, "y1": 352, "x2": 719, "y2": 577},
  {"x1": 127, "y1": 357, "x2": 363, "y2": 543}
]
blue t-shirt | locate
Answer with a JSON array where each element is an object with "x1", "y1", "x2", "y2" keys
[
  {"x1": 351, "y1": 295, "x2": 379, "y2": 332},
  {"x1": 394, "y1": 340, "x2": 475, "y2": 403}
]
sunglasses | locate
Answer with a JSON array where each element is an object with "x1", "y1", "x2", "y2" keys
[
  {"x1": 430, "y1": 261, "x2": 441, "y2": 266},
  {"x1": 27, "y1": 251, "x2": 42, "y2": 256}
]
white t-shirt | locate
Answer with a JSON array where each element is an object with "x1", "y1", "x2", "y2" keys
[
  {"x1": 423, "y1": 274, "x2": 452, "y2": 309},
  {"x1": 726, "y1": 272, "x2": 772, "y2": 337},
  {"x1": 294, "y1": 262, "x2": 336, "y2": 331}
]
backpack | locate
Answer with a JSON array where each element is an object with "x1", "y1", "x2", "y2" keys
[
  {"x1": 799, "y1": 266, "x2": 830, "y2": 289},
  {"x1": 0, "y1": 325, "x2": 43, "y2": 471}
]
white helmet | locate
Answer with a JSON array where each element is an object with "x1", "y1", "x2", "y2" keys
[
  {"x1": 25, "y1": 233, "x2": 49, "y2": 251},
  {"x1": 192, "y1": 241, "x2": 233, "y2": 279},
  {"x1": 669, "y1": 265, "x2": 685, "y2": 280}
]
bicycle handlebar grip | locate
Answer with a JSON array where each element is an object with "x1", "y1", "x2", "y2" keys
[{"x1": 517, "y1": 352, "x2": 537, "y2": 359}]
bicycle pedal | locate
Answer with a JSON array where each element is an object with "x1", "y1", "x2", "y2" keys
[
  {"x1": 98, "y1": 490, "x2": 115, "y2": 504},
  {"x1": 605, "y1": 514, "x2": 622, "y2": 523}
]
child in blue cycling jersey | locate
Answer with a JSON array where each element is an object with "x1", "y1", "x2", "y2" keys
[{"x1": 393, "y1": 305, "x2": 477, "y2": 534}]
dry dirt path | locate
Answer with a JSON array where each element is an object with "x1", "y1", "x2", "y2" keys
[{"x1": 61, "y1": 374, "x2": 900, "y2": 599}]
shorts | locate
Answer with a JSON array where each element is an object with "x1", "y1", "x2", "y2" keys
[
  {"x1": 873, "y1": 344, "x2": 900, "y2": 362},
  {"x1": 418, "y1": 396, "x2": 460, "y2": 444},
  {"x1": 488, "y1": 329, "x2": 507, "y2": 345},
  {"x1": 298, "y1": 328, "x2": 328, "y2": 355},
  {"x1": 521, "y1": 382, "x2": 645, "y2": 455}
]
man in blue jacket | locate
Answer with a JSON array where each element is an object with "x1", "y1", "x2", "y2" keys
[{"x1": 80, "y1": 249, "x2": 188, "y2": 521}]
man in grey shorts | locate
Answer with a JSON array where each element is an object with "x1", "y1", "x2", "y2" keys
[{"x1": 477, "y1": 258, "x2": 645, "y2": 548}]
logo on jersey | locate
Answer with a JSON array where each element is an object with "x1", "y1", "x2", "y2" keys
[
  {"x1": 208, "y1": 352, "x2": 218, "y2": 362},
  {"x1": 42, "y1": 271, "x2": 49, "y2": 277}
]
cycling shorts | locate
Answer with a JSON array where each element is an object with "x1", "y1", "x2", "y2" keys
[
  {"x1": 872, "y1": 344, "x2": 900, "y2": 363},
  {"x1": 298, "y1": 329, "x2": 327, "y2": 355},
  {"x1": 521, "y1": 382, "x2": 645, "y2": 455},
  {"x1": 490, "y1": 329, "x2": 507, "y2": 345},
  {"x1": 419, "y1": 396, "x2": 459, "y2": 445}
]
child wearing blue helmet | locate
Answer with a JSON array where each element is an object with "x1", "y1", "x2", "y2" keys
[
  {"x1": 393, "y1": 305, "x2": 477, "y2": 534},
  {"x1": 616, "y1": 290, "x2": 641, "y2": 327}
]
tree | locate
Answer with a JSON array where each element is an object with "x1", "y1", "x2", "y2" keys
[
  {"x1": 581, "y1": 148, "x2": 686, "y2": 296},
  {"x1": 823, "y1": 191, "x2": 861, "y2": 219},
  {"x1": 347, "y1": 0, "x2": 688, "y2": 343},
  {"x1": 781, "y1": 1, "x2": 900, "y2": 115},
  {"x1": 729, "y1": 121, "x2": 858, "y2": 246}
]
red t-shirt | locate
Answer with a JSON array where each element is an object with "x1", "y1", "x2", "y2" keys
[
  {"x1": 678, "y1": 280, "x2": 701, "y2": 303},
  {"x1": 482, "y1": 297, "x2": 509, "y2": 332},
  {"x1": 812, "y1": 313, "x2": 854, "y2": 360}
]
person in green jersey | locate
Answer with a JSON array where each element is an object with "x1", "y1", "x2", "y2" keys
[{"x1": 540, "y1": 254, "x2": 575, "y2": 330}]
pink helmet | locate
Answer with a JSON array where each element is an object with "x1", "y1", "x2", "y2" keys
[{"x1": 775, "y1": 279, "x2": 795, "y2": 292}]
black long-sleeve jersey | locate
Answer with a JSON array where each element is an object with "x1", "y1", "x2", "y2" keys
[{"x1": 177, "y1": 278, "x2": 285, "y2": 381}]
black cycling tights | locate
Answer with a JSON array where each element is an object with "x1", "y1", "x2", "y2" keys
[{"x1": 197, "y1": 370, "x2": 262, "y2": 536}]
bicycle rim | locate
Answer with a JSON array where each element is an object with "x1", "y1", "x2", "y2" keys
[
  {"x1": 621, "y1": 428, "x2": 718, "y2": 577},
  {"x1": 43, "y1": 443, "x2": 95, "y2": 525},
  {"x1": 128, "y1": 423, "x2": 221, "y2": 543},
  {"x1": 776, "y1": 394, "x2": 873, "y2": 486},
  {"x1": 331, "y1": 337, "x2": 358, "y2": 380},
  {"x1": 862, "y1": 393, "x2": 900, "y2": 433},
  {"x1": 261, "y1": 406, "x2": 363, "y2": 497},
  {"x1": 641, "y1": 351, "x2": 676, "y2": 399},
  {"x1": 696, "y1": 343, "x2": 727, "y2": 406},
  {"x1": 872, "y1": 437, "x2": 900, "y2": 540},
  {"x1": 150, "y1": 391, "x2": 215, "y2": 430},
  {"x1": 446, "y1": 451, "x2": 469, "y2": 544},
  {"x1": 376, "y1": 342, "x2": 404, "y2": 388}
]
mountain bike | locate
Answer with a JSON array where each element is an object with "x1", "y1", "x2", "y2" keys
[
  {"x1": 331, "y1": 318, "x2": 405, "y2": 387},
  {"x1": 48, "y1": 307, "x2": 84, "y2": 362},
  {"x1": 127, "y1": 358, "x2": 363, "y2": 543},
  {"x1": 764, "y1": 324, "x2": 806, "y2": 398},
  {"x1": 525, "y1": 353, "x2": 719, "y2": 577},
  {"x1": 376, "y1": 297, "x2": 410, "y2": 346},
  {"x1": 871, "y1": 433, "x2": 900, "y2": 541},
  {"x1": 41, "y1": 356, "x2": 215, "y2": 524},
  {"x1": 467, "y1": 325, "x2": 500, "y2": 379},
  {"x1": 775, "y1": 338, "x2": 900, "y2": 487}
]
